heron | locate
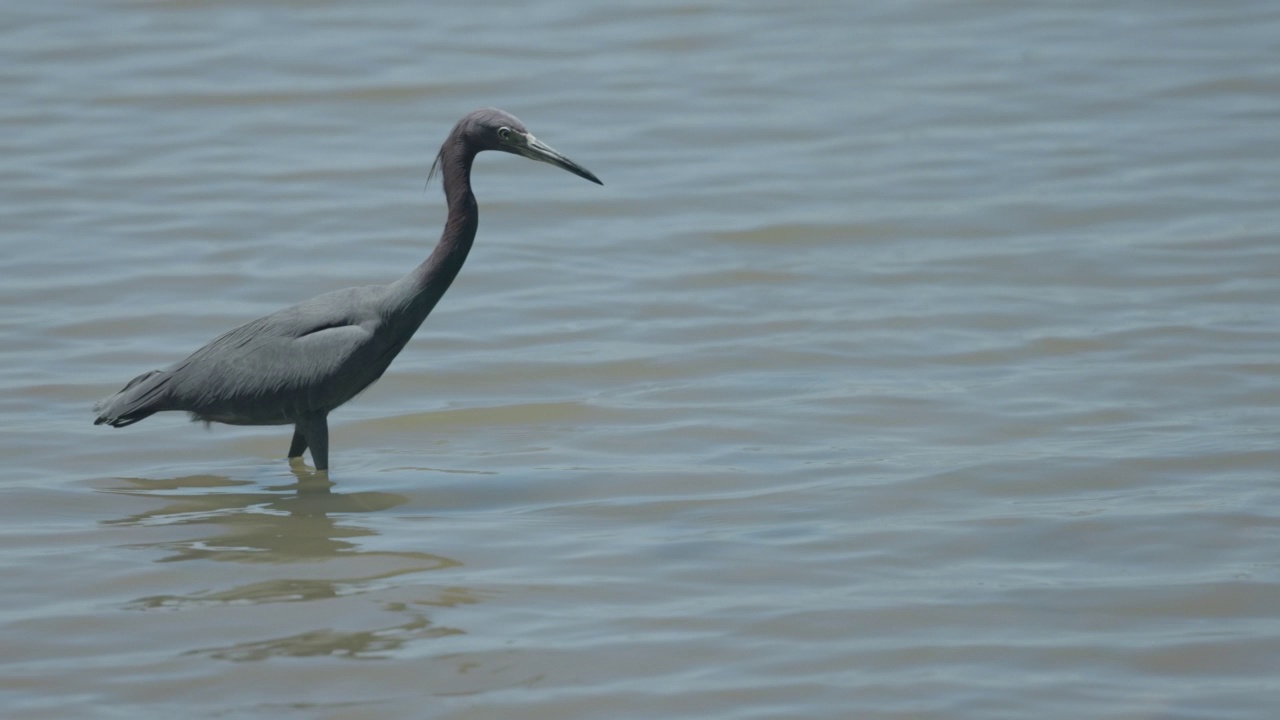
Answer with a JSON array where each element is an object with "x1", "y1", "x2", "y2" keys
[{"x1": 94, "y1": 108, "x2": 602, "y2": 472}]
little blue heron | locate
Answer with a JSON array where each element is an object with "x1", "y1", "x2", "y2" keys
[{"x1": 94, "y1": 108, "x2": 602, "y2": 471}]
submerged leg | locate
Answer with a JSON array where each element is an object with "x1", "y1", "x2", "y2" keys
[
  {"x1": 297, "y1": 412, "x2": 330, "y2": 471},
  {"x1": 287, "y1": 425, "x2": 308, "y2": 459}
]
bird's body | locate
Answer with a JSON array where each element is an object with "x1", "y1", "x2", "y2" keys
[
  {"x1": 94, "y1": 108, "x2": 601, "y2": 471},
  {"x1": 101, "y1": 284, "x2": 413, "y2": 428}
]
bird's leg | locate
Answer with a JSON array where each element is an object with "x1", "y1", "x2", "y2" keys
[
  {"x1": 297, "y1": 412, "x2": 330, "y2": 471},
  {"x1": 287, "y1": 425, "x2": 308, "y2": 459}
]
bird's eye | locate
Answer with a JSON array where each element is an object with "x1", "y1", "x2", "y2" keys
[{"x1": 497, "y1": 127, "x2": 512, "y2": 141}]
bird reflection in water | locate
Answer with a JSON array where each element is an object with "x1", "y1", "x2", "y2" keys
[
  {"x1": 104, "y1": 463, "x2": 414, "y2": 561},
  {"x1": 102, "y1": 464, "x2": 476, "y2": 661}
]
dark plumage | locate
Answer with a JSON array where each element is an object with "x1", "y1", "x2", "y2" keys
[{"x1": 94, "y1": 108, "x2": 601, "y2": 471}]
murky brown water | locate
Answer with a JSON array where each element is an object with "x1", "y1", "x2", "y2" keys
[{"x1": 3, "y1": 1, "x2": 1280, "y2": 718}]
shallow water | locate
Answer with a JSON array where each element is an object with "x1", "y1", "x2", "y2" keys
[{"x1": 3, "y1": 1, "x2": 1280, "y2": 718}]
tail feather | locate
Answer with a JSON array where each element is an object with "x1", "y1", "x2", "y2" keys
[{"x1": 94, "y1": 369, "x2": 169, "y2": 427}]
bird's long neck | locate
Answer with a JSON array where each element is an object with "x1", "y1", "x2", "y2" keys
[{"x1": 391, "y1": 137, "x2": 479, "y2": 324}]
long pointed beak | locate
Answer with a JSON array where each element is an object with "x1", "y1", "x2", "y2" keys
[{"x1": 519, "y1": 134, "x2": 603, "y2": 185}]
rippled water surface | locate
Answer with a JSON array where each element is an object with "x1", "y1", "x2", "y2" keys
[{"x1": 3, "y1": 1, "x2": 1280, "y2": 718}]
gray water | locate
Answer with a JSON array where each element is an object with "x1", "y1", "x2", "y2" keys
[{"x1": 3, "y1": 1, "x2": 1280, "y2": 718}]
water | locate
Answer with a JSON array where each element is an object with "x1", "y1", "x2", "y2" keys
[{"x1": 3, "y1": 1, "x2": 1279, "y2": 717}]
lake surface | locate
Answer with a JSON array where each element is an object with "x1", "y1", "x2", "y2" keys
[{"x1": 2, "y1": 1, "x2": 1279, "y2": 718}]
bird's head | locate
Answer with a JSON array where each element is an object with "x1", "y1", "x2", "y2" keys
[{"x1": 433, "y1": 108, "x2": 602, "y2": 186}]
